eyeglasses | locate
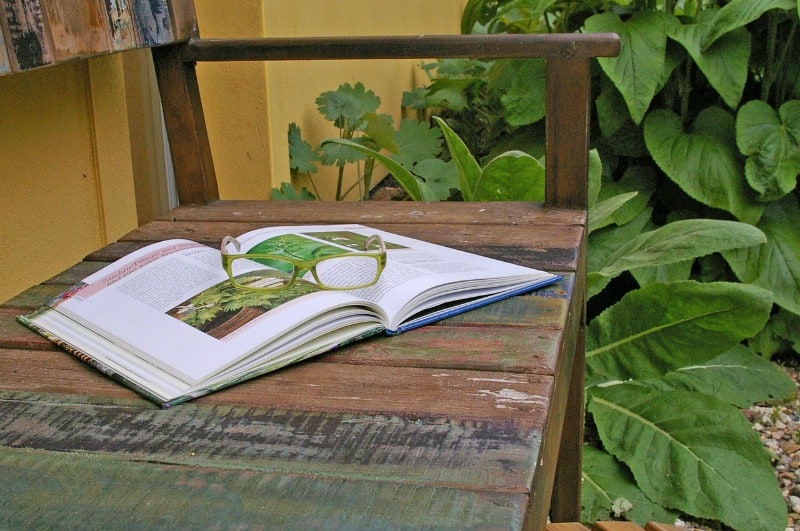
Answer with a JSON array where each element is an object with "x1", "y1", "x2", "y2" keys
[{"x1": 220, "y1": 234, "x2": 387, "y2": 291}]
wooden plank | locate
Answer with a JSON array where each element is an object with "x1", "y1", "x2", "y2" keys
[
  {"x1": 0, "y1": 348, "x2": 145, "y2": 398},
  {"x1": 0, "y1": 447, "x2": 529, "y2": 529},
  {"x1": 2, "y1": 350, "x2": 553, "y2": 422},
  {"x1": 0, "y1": 310, "x2": 55, "y2": 350},
  {"x1": 120, "y1": 220, "x2": 583, "y2": 271},
  {"x1": 0, "y1": 284, "x2": 61, "y2": 310},
  {"x1": 184, "y1": 33, "x2": 620, "y2": 63},
  {"x1": 0, "y1": 391, "x2": 543, "y2": 491},
  {"x1": 39, "y1": 260, "x2": 106, "y2": 285},
  {"x1": 323, "y1": 323, "x2": 560, "y2": 374},
  {"x1": 40, "y1": 0, "x2": 111, "y2": 61},
  {"x1": 0, "y1": 0, "x2": 53, "y2": 70},
  {"x1": 152, "y1": 42, "x2": 218, "y2": 203},
  {"x1": 161, "y1": 200, "x2": 587, "y2": 227},
  {"x1": 529, "y1": 253, "x2": 586, "y2": 522},
  {"x1": 545, "y1": 56, "x2": 591, "y2": 208}
]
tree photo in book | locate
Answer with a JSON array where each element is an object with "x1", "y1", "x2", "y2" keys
[
  {"x1": 19, "y1": 224, "x2": 559, "y2": 407},
  {"x1": 169, "y1": 231, "x2": 389, "y2": 340}
]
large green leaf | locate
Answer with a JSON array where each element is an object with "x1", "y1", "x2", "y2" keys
[
  {"x1": 581, "y1": 446, "x2": 679, "y2": 525},
  {"x1": 413, "y1": 159, "x2": 459, "y2": 202},
  {"x1": 392, "y1": 118, "x2": 443, "y2": 169},
  {"x1": 724, "y1": 194, "x2": 800, "y2": 315},
  {"x1": 434, "y1": 116, "x2": 481, "y2": 201},
  {"x1": 737, "y1": 100, "x2": 800, "y2": 201},
  {"x1": 585, "y1": 11, "x2": 671, "y2": 125},
  {"x1": 315, "y1": 82, "x2": 381, "y2": 133},
  {"x1": 473, "y1": 151, "x2": 544, "y2": 201},
  {"x1": 588, "y1": 385, "x2": 786, "y2": 530},
  {"x1": 595, "y1": 166, "x2": 656, "y2": 226},
  {"x1": 487, "y1": 58, "x2": 546, "y2": 127},
  {"x1": 321, "y1": 138, "x2": 432, "y2": 201},
  {"x1": 287, "y1": 123, "x2": 319, "y2": 174},
  {"x1": 586, "y1": 281, "x2": 773, "y2": 386},
  {"x1": 701, "y1": 0, "x2": 796, "y2": 50},
  {"x1": 589, "y1": 192, "x2": 638, "y2": 234},
  {"x1": 644, "y1": 107, "x2": 765, "y2": 224},
  {"x1": 642, "y1": 344, "x2": 796, "y2": 408},
  {"x1": 590, "y1": 218, "x2": 766, "y2": 283},
  {"x1": 587, "y1": 208, "x2": 652, "y2": 300},
  {"x1": 667, "y1": 11, "x2": 750, "y2": 109}
]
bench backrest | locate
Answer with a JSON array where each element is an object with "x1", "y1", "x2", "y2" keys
[{"x1": 153, "y1": 33, "x2": 620, "y2": 209}]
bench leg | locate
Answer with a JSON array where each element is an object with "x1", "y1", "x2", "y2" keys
[{"x1": 549, "y1": 326, "x2": 585, "y2": 521}]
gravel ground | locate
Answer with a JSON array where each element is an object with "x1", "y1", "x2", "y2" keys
[{"x1": 745, "y1": 362, "x2": 800, "y2": 531}]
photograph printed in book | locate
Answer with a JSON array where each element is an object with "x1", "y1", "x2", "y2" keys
[{"x1": 1, "y1": 0, "x2": 53, "y2": 70}]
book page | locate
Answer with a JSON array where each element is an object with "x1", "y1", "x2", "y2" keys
[
  {"x1": 49, "y1": 239, "x2": 381, "y2": 383},
  {"x1": 233, "y1": 224, "x2": 558, "y2": 330}
]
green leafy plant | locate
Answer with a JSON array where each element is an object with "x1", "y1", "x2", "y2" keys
[
  {"x1": 323, "y1": 116, "x2": 546, "y2": 202},
  {"x1": 439, "y1": 0, "x2": 800, "y2": 527},
  {"x1": 282, "y1": 2, "x2": 800, "y2": 522},
  {"x1": 284, "y1": 82, "x2": 449, "y2": 201}
]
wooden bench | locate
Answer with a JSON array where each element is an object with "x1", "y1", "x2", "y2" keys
[{"x1": 0, "y1": 3, "x2": 619, "y2": 529}]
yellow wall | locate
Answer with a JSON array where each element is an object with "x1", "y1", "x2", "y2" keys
[
  {"x1": 0, "y1": 1, "x2": 466, "y2": 302},
  {"x1": 194, "y1": 0, "x2": 467, "y2": 200},
  {"x1": 0, "y1": 55, "x2": 138, "y2": 303}
]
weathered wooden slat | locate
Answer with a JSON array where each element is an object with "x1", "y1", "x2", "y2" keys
[
  {"x1": 325, "y1": 324, "x2": 560, "y2": 374},
  {"x1": 0, "y1": 447, "x2": 529, "y2": 529},
  {"x1": 184, "y1": 33, "x2": 620, "y2": 63},
  {"x1": 0, "y1": 311, "x2": 56, "y2": 350},
  {"x1": 1, "y1": 350, "x2": 552, "y2": 422},
  {"x1": 0, "y1": 392, "x2": 542, "y2": 491},
  {"x1": 0, "y1": 349, "x2": 140, "y2": 398},
  {"x1": 39, "y1": 261, "x2": 106, "y2": 285},
  {"x1": 120, "y1": 220, "x2": 583, "y2": 272},
  {"x1": 161, "y1": 200, "x2": 587, "y2": 226},
  {"x1": 0, "y1": 285, "x2": 62, "y2": 310}
]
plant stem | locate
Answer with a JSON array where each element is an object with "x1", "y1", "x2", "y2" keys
[
  {"x1": 335, "y1": 165, "x2": 345, "y2": 201},
  {"x1": 680, "y1": 56, "x2": 693, "y2": 123},
  {"x1": 762, "y1": 10, "x2": 779, "y2": 102}
]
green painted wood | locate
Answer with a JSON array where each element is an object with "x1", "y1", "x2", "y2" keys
[
  {"x1": 0, "y1": 447, "x2": 529, "y2": 529},
  {"x1": 39, "y1": 261, "x2": 106, "y2": 285},
  {"x1": 1, "y1": 285, "x2": 62, "y2": 310},
  {"x1": 0, "y1": 391, "x2": 542, "y2": 491}
]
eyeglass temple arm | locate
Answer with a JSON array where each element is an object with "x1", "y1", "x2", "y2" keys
[{"x1": 221, "y1": 236, "x2": 243, "y2": 254}]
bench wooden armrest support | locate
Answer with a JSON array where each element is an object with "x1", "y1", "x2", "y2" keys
[{"x1": 153, "y1": 33, "x2": 620, "y2": 208}]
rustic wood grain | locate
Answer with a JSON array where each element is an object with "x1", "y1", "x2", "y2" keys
[
  {"x1": 0, "y1": 447, "x2": 529, "y2": 529},
  {"x1": 0, "y1": 390, "x2": 544, "y2": 490}
]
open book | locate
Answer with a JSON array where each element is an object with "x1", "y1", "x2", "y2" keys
[{"x1": 20, "y1": 224, "x2": 560, "y2": 407}]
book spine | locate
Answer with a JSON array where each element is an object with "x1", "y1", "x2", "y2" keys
[
  {"x1": 101, "y1": 0, "x2": 137, "y2": 51},
  {"x1": 0, "y1": 17, "x2": 10, "y2": 73},
  {"x1": 130, "y1": 0, "x2": 173, "y2": 46},
  {"x1": 0, "y1": 0, "x2": 53, "y2": 70},
  {"x1": 40, "y1": 0, "x2": 112, "y2": 61}
]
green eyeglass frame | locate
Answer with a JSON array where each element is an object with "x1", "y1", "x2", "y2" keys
[{"x1": 220, "y1": 234, "x2": 387, "y2": 291}]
